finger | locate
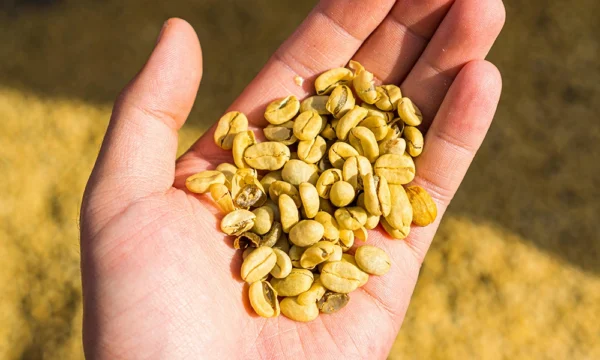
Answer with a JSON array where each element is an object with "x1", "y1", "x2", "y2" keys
[
  {"x1": 177, "y1": 0, "x2": 396, "y2": 181},
  {"x1": 352, "y1": 0, "x2": 454, "y2": 84},
  {"x1": 359, "y1": 60, "x2": 502, "y2": 323},
  {"x1": 401, "y1": 0, "x2": 506, "y2": 124},
  {"x1": 83, "y1": 18, "x2": 202, "y2": 228}
]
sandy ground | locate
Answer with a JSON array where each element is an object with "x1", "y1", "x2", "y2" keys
[{"x1": 0, "y1": 0, "x2": 599, "y2": 359}]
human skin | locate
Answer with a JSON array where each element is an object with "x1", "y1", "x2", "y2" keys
[{"x1": 80, "y1": 0, "x2": 505, "y2": 358}]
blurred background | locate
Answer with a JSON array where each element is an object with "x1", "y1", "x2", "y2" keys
[{"x1": 0, "y1": 0, "x2": 598, "y2": 358}]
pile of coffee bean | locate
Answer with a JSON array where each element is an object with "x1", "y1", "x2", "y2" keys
[{"x1": 186, "y1": 61, "x2": 437, "y2": 322}]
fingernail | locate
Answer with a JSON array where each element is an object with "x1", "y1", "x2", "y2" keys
[{"x1": 156, "y1": 20, "x2": 169, "y2": 45}]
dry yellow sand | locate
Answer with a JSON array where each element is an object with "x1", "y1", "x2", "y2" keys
[{"x1": 1, "y1": 0, "x2": 599, "y2": 359}]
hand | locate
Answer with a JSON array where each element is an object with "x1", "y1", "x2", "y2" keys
[{"x1": 80, "y1": 1, "x2": 504, "y2": 358}]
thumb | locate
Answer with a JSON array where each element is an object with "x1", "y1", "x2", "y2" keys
[{"x1": 82, "y1": 18, "x2": 202, "y2": 235}]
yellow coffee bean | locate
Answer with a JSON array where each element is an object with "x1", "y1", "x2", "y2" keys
[
  {"x1": 348, "y1": 126, "x2": 379, "y2": 163},
  {"x1": 243, "y1": 142, "x2": 291, "y2": 170},
  {"x1": 264, "y1": 96, "x2": 300, "y2": 125},
  {"x1": 280, "y1": 297, "x2": 319, "y2": 322},
  {"x1": 403, "y1": 126, "x2": 424, "y2": 157},
  {"x1": 214, "y1": 111, "x2": 248, "y2": 150},
  {"x1": 405, "y1": 185, "x2": 438, "y2": 226},
  {"x1": 336, "y1": 105, "x2": 368, "y2": 141},
  {"x1": 297, "y1": 135, "x2": 327, "y2": 164},
  {"x1": 315, "y1": 68, "x2": 354, "y2": 95},
  {"x1": 186, "y1": 170, "x2": 226, "y2": 194},
  {"x1": 326, "y1": 85, "x2": 355, "y2": 118},
  {"x1": 374, "y1": 85, "x2": 402, "y2": 111},
  {"x1": 300, "y1": 95, "x2": 330, "y2": 115},
  {"x1": 349, "y1": 60, "x2": 378, "y2": 104},
  {"x1": 374, "y1": 153, "x2": 415, "y2": 185},
  {"x1": 248, "y1": 280, "x2": 280, "y2": 318},
  {"x1": 397, "y1": 97, "x2": 423, "y2": 126}
]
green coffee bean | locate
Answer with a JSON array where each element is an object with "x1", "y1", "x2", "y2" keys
[
  {"x1": 403, "y1": 126, "x2": 424, "y2": 157},
  {"x1": 359, "y1": 116, "x2": 389, "y2": 141},
  {"x1": 384, "y1": 184, "x2": 413, "y2": 238},
  {"x1": 349, "y1": 61, "x2": 378, "y2": 104},
  {"x1": 282, "y1": 159, "x2": 319, "y2": 186},
  {"x1": 220, "y1": 209, "x2": 256, "y2": 236},
  {"x1": 315, "y1": 68, "x2": 354, "y2": 95},
  {"x1": 354, "y1": 225, "x2": 368, "y2": 242},
  {"x1": 263, "y1": 121, "x2": 297, "y2": 145},
  {"x1": 334, "y1": 207, "x2": 367, "y2": 231},
  {"x1": 186, "y1": 170, "x2": 226, "y2": 194},
  {"x1": 249, "y1": 280, "x2": 280, "y2": 318},
  {"x1": 355, "y1": 245, "x2": 391, "y2": 276},
  {"x1": 329, "y1": 181, "x2": 355, "y2": 207},
  {"x1": 231, "y1": 169, "x2": 262, "y2": 199},
  {"x1": 262, "y1": 199, "x2": 280, "y2": 221},
  {"x1": 300, "y1": 95, "x2": 330, "y2": 115},
  {"x1": 299, "y1": 182, "x2": 320, "y2": 219},
  {"x1": 280, "y1": 297, "x2": 319, "y2": 322},
  {"x1": 297, "y1": 275, "x2": 326, "y2": 305},
  {"x1": 397, "y1": 97, "x2": 423, "y2": 126},
  {"x1": 320, "y1": 261, "x2": 368, "y2": 293},
  {"x1": 381, "y1": 217, "x2": 406, "y2": 240},
  {"x1": 214, "y1": 111, "x2": 248, "y2": 150},
  {"x1": 378, "y1": 138, "x2": 407, "y2": 156},
  {"x1": 326, "y1": 85, "x2": 355, "y2": 118},
  {"x1": 315, "y1": 168, "x2": 343, "y2": 199},
  {"x1": 260, "y1": 171, "x2": 282, "y2": 196},
  {"x1": 265, "y1": 96, "x2": 300, "y2": 125},
  {"x1": 320, "y1": 121, "x2": 337, "y2": 141},
  {"x1": 297, "y1": 135, "x2": 327, "y2": 164},
  {"x1": 317, "y1": 291, "x2": 350, "y2": 314},
  {"x1": 361, "y1": 103, "x2": 395, "y2": 123},
  {"x1": 243, "y1": 142, "x2": 291, "y2": 170},
  {"x1": 300, "y1": 241, "x2": 337, "y2": 269},
  {"x1": 328, "y1": 142, "x2": 360, "y2": 169},
  {"x1": 342, "y1": 254, "x2": 368, "y2": 287},
  {"x1": 233, "y1": 232, "x2": 261, "y2": 250},
  {"x1": 279, "y1": 194, "x2": 299, "y2": 233},
  {"x1": 232, "y1": 130, "x2": 256, "y2": 169},
  {"x1": 289, "y1": 245, "x2": 307, "y2": 268},
  {"x1": 336, "y1": 106, "x2": 369, "y2": 140},
  {"x1": 240, "y1": 246, "x2": 276, "y2": 283},
  {"x1": 314, "y1": 211, "x2": 340, "y2": 242},
  {"x1": 362, "y1": 173, "x2": 391, "y2": 217},
  {"x1": 342, "y1": 155, "x2": 372, "y2": 190},
  {"x1": 271, "y1": 248, "x2": 293, "y2": 278},
  {"x1": 318, "y1": 198, "x2": 335, "y2": 216},
  {"x1": 209, "y1": 183, "x2": 235, "y2": 214},
  {"x1": 374, "y1": 85, "x2": 402, "y2": 111},
  {"x1": 216, "y1": 162, "x2": 237, "y2": 190},
  {"x1": 379, "y1": 122, "x2": 404, "y2": 144},
  {"x1": 261, "y1": 221, "x2": 283, "y2": 248},
  {"x1": 268, "y1": 180, "x2": 301, "y2": 207},
  {"x1": 338, "y1": 229, "x2": 354, "y2": 251},
  {"x1": 348, "y1": 126, "x2": 379, "y2": 162},
  {"x1": 317, "y1": 244, "x2": 343, "y2": 272},
  {"x1": 289, "y1": 220, "x2": 325, "y2": 247},
  {"x1": 405, "y1": 185, "x2": 438, "y2": 226},
  {"x1": 293, "y1": 110, "x2": 325, "y2": 141},
  {"x1": 234, "y1": 183, "x2": 265, "y2": 209},
  {"x1": 374, "y1": 153, "x2": 415, "y2": 185},
  {"x1": 270, "y1": 268, "x2": 314, "y2": 296}
]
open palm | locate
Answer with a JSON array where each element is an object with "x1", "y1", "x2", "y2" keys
[{"x1": 80, "y1": 1, "x2": 504, "y2": 358}]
